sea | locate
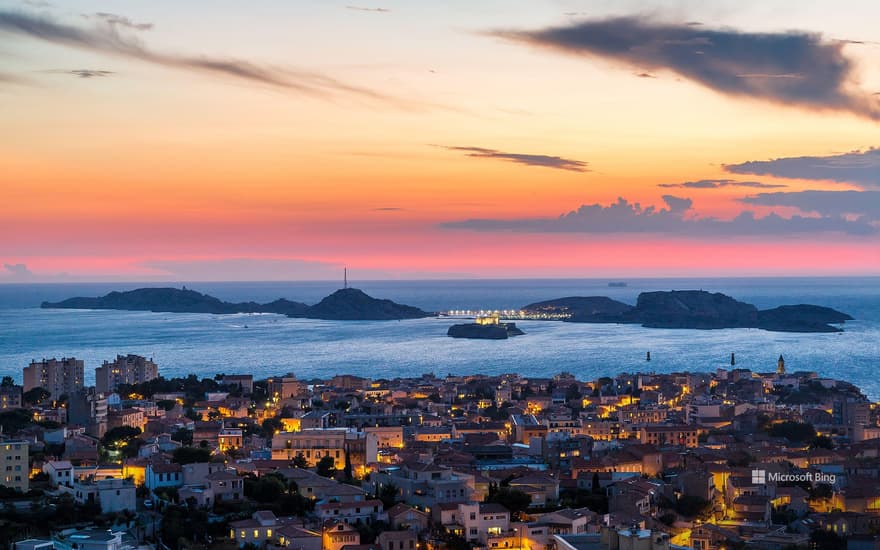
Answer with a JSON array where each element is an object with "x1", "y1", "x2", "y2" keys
[{"x1": 0, "y1": 278, "x2": 878, "y2": 398}]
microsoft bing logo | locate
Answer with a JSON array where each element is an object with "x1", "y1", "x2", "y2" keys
[{"x1": 751, "y1": 468, "x2": 835, "y2": 485}]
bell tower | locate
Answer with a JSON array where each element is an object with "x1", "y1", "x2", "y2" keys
[{"x1": 777, "y1": 355, "x2": 785, "y2": 376}]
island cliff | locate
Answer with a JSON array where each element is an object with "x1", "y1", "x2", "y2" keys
[
  {"x1": 447, "y1": 321, "x2": 525, "y2": 339},
  {"x1": 521, "y1": 290, "x2": 852, "y2": 333},
  {"x1": 41, "y1": 287, "x2": 430, "y2": 321}
]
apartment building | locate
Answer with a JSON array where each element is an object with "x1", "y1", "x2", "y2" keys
[
  {"x1": 0, "y1": 439, "x2": 29, "y2": 492},
  {"x1": 94, "y1": 354, "x2": 158, "y2": 394},
  {"x1": 23, "y1": 357, "x2": 83, "y2": 398}
]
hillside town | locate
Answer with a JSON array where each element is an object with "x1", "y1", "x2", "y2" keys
[{"x1": 2, "y1": 354, "x2": 880, "y2": 550}]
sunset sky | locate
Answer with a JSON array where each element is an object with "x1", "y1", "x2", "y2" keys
[{"x1": 2, "y1": 0, "x2": 879, "y2": 281}]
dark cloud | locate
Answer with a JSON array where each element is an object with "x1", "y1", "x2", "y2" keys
[
  {"x1": 438, "y1": 145, "x2": 589, "y2": 172},
  {"x1": 634, "y1": 72, "x2": 656, "y2": 78},
  {"x1": 46, "y1": 69, "x2": 114, "y2": 78},
  {"x1": 0, "y1": 10, "x2": 388, "y2": 101},
  {"x1": 492, "y1": 16, "x2": 880, "y2": 120},
  {"x1": 2, "y1": 263, "x2": 34, "y2": 280},
  {"x1": 88, "y1": 12, "x2": 154, "y2": 31},
  {"x1": 345, "y1": 6, "x2": 390, "y2": 13},
  {"x1": 725, "y1": 148, "x2": 880, "y2": 189},
  {"x1": 740, "y1": 190, "x2": 880, "y2": 218},
  {"x1": 658, "y1": 178, "x2": 786, "y2": 189},
  {"x1": 440, "y1": 195, "x2": 874, "y2": 236},
  {"x1": 373, "y1": 207, "x2": 404, "y2": 211}
]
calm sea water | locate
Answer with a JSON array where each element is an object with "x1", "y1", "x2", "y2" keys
[{"x1": 0, "y1": 278, "x2": 878, "y2": 398}]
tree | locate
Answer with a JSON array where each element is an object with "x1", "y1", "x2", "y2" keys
[
  {"x1": 244, "y1": 475, "x2": 286, "y2": 503},
  {"x1": 262, "y1": 417, "x2": 283, "y2": 436},
  {"x1": 0, "y1": 410, "x2": 33, "y2": 434},
  {"x1": 170, "y1": 428, "x2": 193, "y2": 446},
  {"x1": 23, "y1": 387, "x2": 50, "y2": 406},
  {"x1": 171, "y1": 446, "x2": 212, "y2": 465},
  {"x1": 292, "y1": 453, "x2": 308, "y2": 469},
  {"x1": 486, "y1": 487, "x2": 531, "y2": 520},
  {"x1": 675, "y1": 496, "x2": 711, "y2": 519},
  {"x1": 378, "y1": 482, "x2": 399, "y2": 509},
  {"x1": 316, "y1": 455, "x2": 336, "y2": 478},
  {"x1": 344, "y1": 451, "x2": 353, "y2": 481},
  {"x1": 0, "y1": 376, "x2": 14, "y2": 387},
  {"x1": 769, "y1": 421, "x2": 817, "y2": 443},
  {"x1": 102, "y1": 426, "x2": 142, "y2": 447}
]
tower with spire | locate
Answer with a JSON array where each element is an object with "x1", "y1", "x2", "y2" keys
[{"x1": 777, "y1": 355, "x2": 785, "y2": 376}]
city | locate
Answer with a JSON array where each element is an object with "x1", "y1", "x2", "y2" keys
[
  {"x1": 2, "y1": 1, "x2": 880, "y2": 550},
  {"x1": 1, "y1": 353, "x2": 878, "y2": 550}
]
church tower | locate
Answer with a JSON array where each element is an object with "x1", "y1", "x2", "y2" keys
[{"x1": 777, "y1": 355, "x2": 785, "y2": 376}]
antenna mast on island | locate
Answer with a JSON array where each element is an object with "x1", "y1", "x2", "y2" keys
[{"x1": 344, "y1": 267, "x2": 348, "y2": 289}]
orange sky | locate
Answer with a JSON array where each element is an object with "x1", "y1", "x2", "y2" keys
[{"x1": 1, "y1": 1, "x2": 879, "y2": 280}]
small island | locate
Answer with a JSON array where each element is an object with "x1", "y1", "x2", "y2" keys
[
  {"x1": 447, "y1": 314, "x2": 525, "y2": 339},
  {"x1": 522, "y1": 290, "x2": 853, "y2": 333},
  {"x1": 41, "y1": 286, "x2": 431, "y2": 321}
]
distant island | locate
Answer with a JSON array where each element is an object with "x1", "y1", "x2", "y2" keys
[
  {"x1": 41, "y1": 287, "x2": 431, "y2": 321},
  {"x1": 447, "y1": 315, "x2": 525, "y2": 340},
  {"x1": 522, "y1": 290, "x2": 853, "y2": 333}
]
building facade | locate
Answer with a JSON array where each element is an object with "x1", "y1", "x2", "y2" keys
[
  {"x1": 0, "y1": 439, "x2": 29, "y2": 493},
  {"x1": 23, "y1": 357, "x2": 84, "y2": 398},
  {"x1": 95, "y1": 354, "x2": 159, "y2": 394}
]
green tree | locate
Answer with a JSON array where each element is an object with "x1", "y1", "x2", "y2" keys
[
  {"x1": 0, "y1": 376, "x2": 14, "y2": 387},
  {"x1": 291, "y1": 453, "x2": 308, "y2": 469},
  {"x1": 102, "y1": 426, "x2": 142, "y2": 447},
  {"x1": 262, "y1": 417, "x2": 283, "y2": 436},
  {"x1": 316, "y1": 455, "x2": 336, "y2": 478},
  {"x1": 485, "y1": 487, "x2": 531, "y2": 520},
  {"x1": 171, "y1": 446, "x2": 212, "y2": 465},
  {"x1": 343, "y1": 451, "x2": 353, "y2": 481},
  {"x1": 769, "y1": 421, "x2": 817, "y2": 443},
  {"x1": 22, "y1": 387, "x2": 50, "y2": 406},
  {"x1": 170, "y1": 428, "x2": 193, "y2": 446},
  {"x1": 378, "y1": 482, "x2": 399, "y2": 509}
]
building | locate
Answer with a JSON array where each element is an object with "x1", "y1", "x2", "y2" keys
[
  {"x1": 272, "y1": 428, "x2": 347, "y2": 468},
  {"x1": 376, "y1": 530, "x2": 417, "y2": 550},
  {"x1": 68, "y1": 390, "x2": 108, "y2": 438},
  {"x1": 220, "y1": 374, "x2": 254, "y2": 395},
  {"x1": 53, "y1": 529, "x2": 123, "y2": 550},
  {"x1": 267, "y1": 374, "x2": 305, "y2": 400},
  {"x1": 94, "y1": 354, "x2": 158, "y2": 394},
  {"x1": 0, "y1": 439, "x2": 29, "y2": 493},
  {"x1": 107, "y1": 408, "x2": 146, "y2": 432},
  {"x1": 0, "y1": 384, "x2": 23, "y2": 410},
  {"x1": 67, "y1": 478, "x2": 136, "y2": 513},
  {"x1": 316, "y1": 498, "x2": 385, "y2": 524},
  {"x1": 218, "y1": 426, "x2": 243, "y2": 452},
  {"x1": 145, "y1": 462, "x2": 182, "y2": 491},
  {"x1": 23, "y1": 357, "x2": 84, "y2": 399},
  {"x1": 370, "y1": 463, "x2": 474, "y2": 510},
  {"x1": 638, "y1": 425, "x2": 700, "y2": 448},
  {"x1": 43, "y1": 460, "x2": 74, "y2": 487},
  {"x1": 322, "y1": 520, "x2": 360, "y2": 550},
  {"x1": 229, "y1": 511, "x2": 297, "y2": 548},
  {"x1": 457, "y1": 502, "x2": 512, "y2": 545}
]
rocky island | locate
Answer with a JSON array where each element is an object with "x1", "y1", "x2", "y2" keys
[
  {"x1": 447, "y1": 314, "x2": 525, "y2": 339},
  {"x1": 41, "y1": 286, "x2": 431, "y2": 321},
  {"x1": 522, "y1": 290, "x2": 853, "y2": 333}
]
